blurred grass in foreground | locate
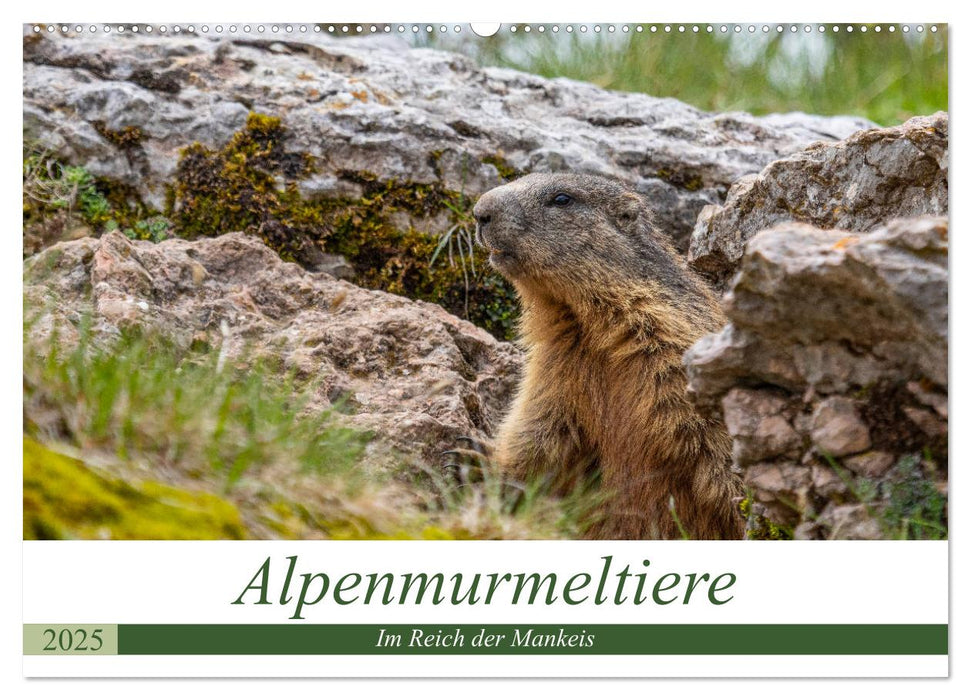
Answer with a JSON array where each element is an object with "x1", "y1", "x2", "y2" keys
[
  {"x1": 424, "y1": 26, "x2": 947, "y2": 126},
  {"x1": 22, "y1": 319, "x2": 597, "y2": 539},
  {"x1": 23, "y1": 323, "x2": 371, "y2": 492}
]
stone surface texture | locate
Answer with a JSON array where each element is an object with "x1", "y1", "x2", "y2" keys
[
  {"x1": 685, "y1": 216, "x2": 948, "y2": 538},
  {"x1": 688, "y1": 112, "x2": 948, "y2": 288},
  {"x1": 23, "y1": 30, "x2": 874, "y2": 251},
  {"x1": 24, "y1": 231, "x2": 521, "y2": 464}
]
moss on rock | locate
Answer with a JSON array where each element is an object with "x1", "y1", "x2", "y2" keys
[
  {"x1": 482, "y1": 153, "x2": 522, "y2": 181},
  {"x1": 92, "y1": 122, "x2": 146, "y2": 151},
  {"x1": 739, "y1": 495, "x2": 793, "y2": 540},
  {"x1": 23, "y1": 437, "x2": 247, "y2": 540},
  {"x1": 171, "y1": 113, "x2": 520, "y2": 339}
]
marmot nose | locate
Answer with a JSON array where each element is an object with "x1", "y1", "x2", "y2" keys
[{"x1": 472, "y1": 198, "x2": 495, "y2": 229}]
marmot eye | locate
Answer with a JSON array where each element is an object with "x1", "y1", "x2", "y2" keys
[{"x1": 551, "y1": 193, "x2": 573, "y2": 206}]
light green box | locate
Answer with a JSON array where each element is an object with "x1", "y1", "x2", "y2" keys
[{"x1": 23, "y1": 625, "x2": 118, "y2": 655}]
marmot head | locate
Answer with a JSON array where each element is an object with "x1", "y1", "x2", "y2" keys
[{"x1": 473, "y1": 173, "x2": 685, "y2": 301}]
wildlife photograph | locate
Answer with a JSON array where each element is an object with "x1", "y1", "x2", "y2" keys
[{"x1": 22, "y1": 22, "x2": 948, "y2": 542}]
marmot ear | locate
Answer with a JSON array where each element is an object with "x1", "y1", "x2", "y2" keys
[{"x1": 610, "y1": 193, "x2": 642, "y2": 233}]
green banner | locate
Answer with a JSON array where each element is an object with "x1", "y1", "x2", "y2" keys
[{"x1": 48, "y1": 624, "x2": 945, "y2": 655}]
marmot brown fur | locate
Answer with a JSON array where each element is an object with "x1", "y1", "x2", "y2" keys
[{"x1": 473, "y1": 173, "x2": 743, "y2": 539}]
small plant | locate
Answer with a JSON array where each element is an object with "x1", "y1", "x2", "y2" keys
[
  {"x1": 23, "y1": 149, "x2": 73, "y2": 211},
  {"x1": 62, "y1": 166, "x2": 113, "y2": 226},
  {"x1": 430, "y1": 200, "x2": 478, "y2": 317},
  {"x1": 23, "y1": 149, "x2": 113, "y2": 228},
  {"x1": 821, "y1": 452, "x2": 947, "y2": 540},
  {"x1": 24, "y1": 145, "x2": 164, "y2": 241},
  {"x1": 115, "y1": 215, "x2": 173, "y2": 243},
  {"x1": 24, "y1": 136, "x2": 172, "y2": 259},
  {"x1": 880, "y1": 454, "x2": 947, "y2": 540}
]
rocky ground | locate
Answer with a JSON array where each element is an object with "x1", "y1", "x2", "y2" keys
[{"x1": 22, "y1": 29, "x2": 948, "y2": 540}]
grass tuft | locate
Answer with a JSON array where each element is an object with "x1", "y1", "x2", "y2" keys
[
  {"x1": 821, "y1": 452, "x2": 946, "y2": 539},
  {"x1": 24, "y1": 321, "x2": 370, "y2": 493}
]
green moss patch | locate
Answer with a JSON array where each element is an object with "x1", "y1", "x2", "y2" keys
[
  {"x1": 171, "y1": 113, "x2": 519, "y2": 339},
  {"x1": 739, "y1": 495, "x2": 793, "y2": 540},
  {"x1": 23, "y1": 437, "x2": 247, "y2": 540}
]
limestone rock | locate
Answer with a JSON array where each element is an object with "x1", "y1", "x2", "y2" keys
[
  {"x1": 844, "y1": 452, "x2": 895, "y2": 479},
  {"x1": 687, "y1": 217, "x2": 948, "y2": 403},
  {"x1": 817, "y1": 504, "x2": 885, "y2": 540},
  {"x1": 811, "y1": 398, "x2": 871, "y2": 458},
  {"x1": 744, "y1": 463, "x2": 813, "y2": 527},
  {"x1": 721, "y1": 388, "x2": 801, "y2": 463},
  {"x1": 24, "y1": 231, "x2": 521, "y2": 464},
  {"x1": 689, "y1": 113, "x2": 948, "y2": 288},
  {"x1": 23, "y1": 30, "x2": 873, "y2": 252},
  {"x1": 810, "y1": 464, "x2": 849, "y2": 500},
  {"x1": 685, "y1": 216, "x2": 948, "y2": 539}
]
